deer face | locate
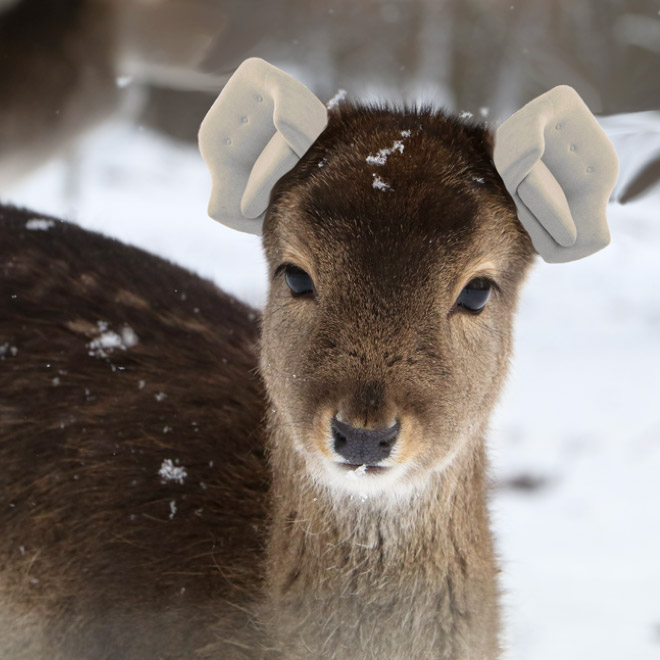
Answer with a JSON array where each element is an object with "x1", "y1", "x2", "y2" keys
[
  {"x1": 259, "y1": 107, "x2": 536, "y2": 499},
  {"x1": 200, "y1": 60, "x2": 616, "y2": 501}
]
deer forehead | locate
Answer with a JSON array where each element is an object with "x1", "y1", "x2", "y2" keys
[
  {"x1": 266, "y1": 106, "x2": 518, "y2": 245},
  {"x1": 307, "y1": 112, "x2": 491, "y2": 198},
  {"x1": 264, "y1": 117, "x2": 523, "y2": 292}
]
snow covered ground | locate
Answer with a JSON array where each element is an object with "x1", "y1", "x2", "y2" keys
[{"x1": 4, "y1": 113, "x2": 660, "y2": 660}]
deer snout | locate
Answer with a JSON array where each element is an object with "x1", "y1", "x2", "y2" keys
[{"x1": 331, "y1": 417, "x2": 400, "y2": 466}]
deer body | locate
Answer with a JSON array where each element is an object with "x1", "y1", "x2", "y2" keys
[
  {"x1": 0, "y1": 207, "x2": 269, "y2": 659},
  {"x1": 2, "y1": 101, "x2": 537, "y2": 659}
]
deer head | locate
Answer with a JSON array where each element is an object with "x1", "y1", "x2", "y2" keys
[{"x1": 198, "y1": 59, "x2": 618, "y2": 500}]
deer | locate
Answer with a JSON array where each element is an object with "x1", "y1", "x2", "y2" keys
[
  {"x1": 0, "y1": 58, "x2": 617, "y2": 659},
  {"x1": 0, "y1": 0, "x2": 119, "y2": 187}
]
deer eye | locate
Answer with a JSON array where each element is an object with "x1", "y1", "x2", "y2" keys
[
  {"x1": 283, "y1": 264, "x2": 315, "y2": 297},
  {"x1": 456, "y1": 277, "x2": 492, "y2": 313}
]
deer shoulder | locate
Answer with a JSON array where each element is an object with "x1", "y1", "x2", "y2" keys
[{"x1": 0, "y1": 205, "x2": 268, "y2": 659}]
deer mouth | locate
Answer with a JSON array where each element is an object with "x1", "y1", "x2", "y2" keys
[
  {"x1": 319, "y1": 449, "x2": 413, "y2": 498},
  {"x1": 336, "y1": 463, "x2": 389, "y2": 475}
]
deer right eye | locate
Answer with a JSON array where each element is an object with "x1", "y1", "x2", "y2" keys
[
  {"x1": 283, "y1": 264, "x2": 315, "y2": 297},
  {"x1": 456, "y1": 277, "x2": 493, "y2": 313}
]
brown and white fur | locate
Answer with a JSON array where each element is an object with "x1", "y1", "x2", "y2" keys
[{"x1": 0, "y1": 103, "x2": 536, "y2": 659}]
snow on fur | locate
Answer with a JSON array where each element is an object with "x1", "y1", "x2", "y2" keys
[
  {"x1": 159, "y1": 459, "x2": 187, "y2": 485},
  {"x1": 326, "y1": 89, "x2": 347, "y2": 110},
  {"x1": 25, "y1": 218, "x2": 55, "y2": 231},
  {"x1": 372, "y1": 174, "x2": 391, "y2": 191},
  {"x1": 87, "y1": 321, "x2": 139, "y2": 358},
  {"x1": 366, "y1": 130, "x2": 410, "y2": 166}
]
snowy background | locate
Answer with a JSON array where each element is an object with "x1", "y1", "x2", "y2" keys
[{"x1": 2, "y1": 1, "x2": 660, "y2": 658}]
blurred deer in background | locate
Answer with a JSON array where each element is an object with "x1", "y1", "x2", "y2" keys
[
  {"x1": 0, "y1": 59, "x2": 617, "y2": 658},
  {"x1": 0, "y1": 0, "x2": 118, "y2": 185},
  {"x1": 0, "y1": 0, "x2": 230, "y2": 185}
]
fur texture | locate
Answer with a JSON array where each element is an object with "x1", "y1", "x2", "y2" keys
[{"x1": 0, "y1": 206, "x2": 268, "y2": 658}]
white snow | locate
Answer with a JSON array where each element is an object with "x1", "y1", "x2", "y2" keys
[
  {"x1": 88, "y1": 331, "x2": 122, "y2": 354},
  {"x1": 154, "y1": 392, "x2": 167, "y2": 402},
  {"x1": 25, "y1": 218, "x2": 55, "y2": 231},
  {"x1": 346, "y1": 464, "x2": 367, "y2": 479},
  {"x1": 367, "y1": 153, "x2": 388, "y2": 167},
  {"x1": 366, "y1": 138, "x2": 405, "y2": 166},
  {"x1": 3, "y1": 112, "x2": 660, "y2": 660},
  {"x1": 121, "y1": 326, "x2": 139, "y2": 348},
  {"x1": 159, "y1": 458, "x2": 187, "y2": 485},
  {"x1": 0, "y1": 343, "x2": 18, "y2": 358},
  {"x1": 168, "y1": 500, "x2": 177, "y2": 519},
  {"x1": 87, "y1": 321, "x2": 139, "y2": 358},
  {"x1": 372, "y1": 174, "x2": 391, "y2": 191},
  {"x1": 326, "y1": 88, "x2": 347, "y2": 110}
]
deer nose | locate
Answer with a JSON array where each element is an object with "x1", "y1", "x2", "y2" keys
[{"x1": 331, "y1": 417, "x2": 400, "y2": 466}]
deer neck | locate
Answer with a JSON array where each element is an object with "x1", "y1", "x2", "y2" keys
[{"x1": 261, "y1": 420, "x2": 500, "y2": 659}]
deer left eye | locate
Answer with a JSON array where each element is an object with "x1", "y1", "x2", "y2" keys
[
  {"x1": 456, "y1": 278, "x2": 492, "y2": 313},
  {"x1": 283, "y1": 264, "x2": 315, "y2": 297}
]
